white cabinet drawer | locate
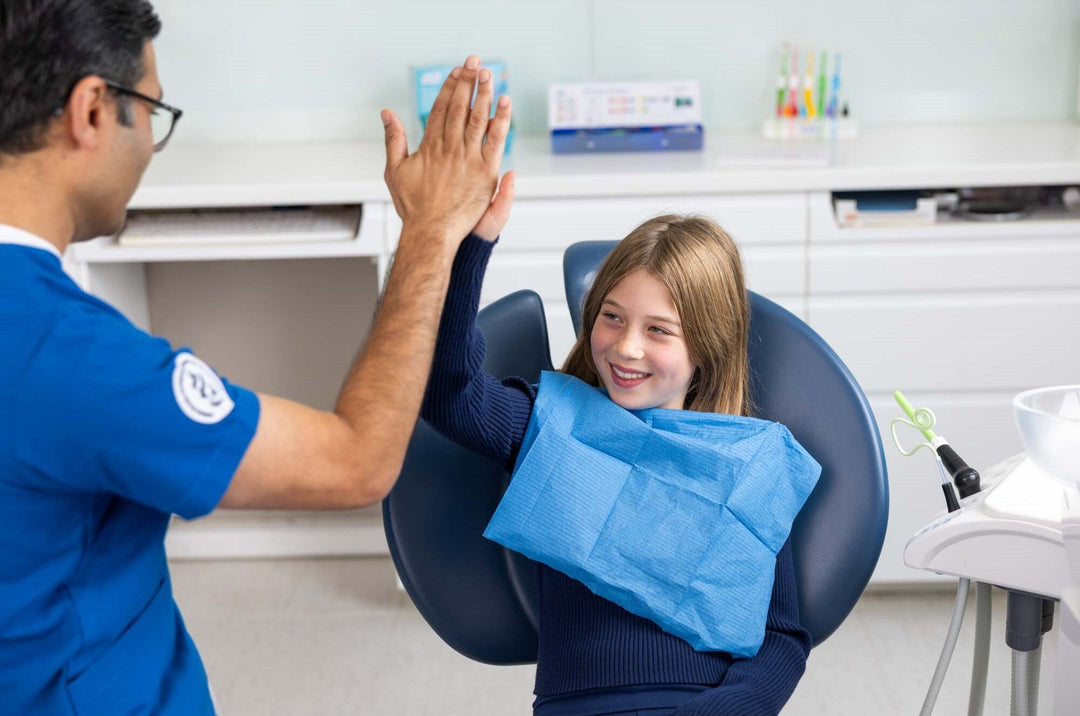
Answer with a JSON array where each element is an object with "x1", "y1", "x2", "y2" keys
[
  {"x1": 743, "y1": 246, "x2": 804, "y2": 297},
  {"x1": 502, "y1": 194, "x2": 807, "y2": 250},
  {"x1": 477, "y1": 296, "x2": 576, "y2": 369},
  {"x1": 481, "y1": 253, "x2": 564, "y2": 304},
  {"x1": 809, "y1": 293, "x2": 1080, "y2": 393},
  {"x1": 481, "y1": 246, "x2": 805, "y2": 308},
  {"x1": 545, "y1": 301, "x2": 576, "y2": 368},
  {"x1": 768, "y1": 296, "x2": 806, "y2": 321},
  {"x1": 809, "y1": 191, "x2": 1080, "y2": 244},
  {"x1": 811, "y1": 237, "x2": 1080, "y2": 294}
]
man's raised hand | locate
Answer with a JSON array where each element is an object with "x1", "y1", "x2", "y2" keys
[{"x1": 382, "y1": 55, "x2": 513, "y2": 248}]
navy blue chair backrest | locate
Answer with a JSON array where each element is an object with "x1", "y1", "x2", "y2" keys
[
  {"x1": 384, "y1": 290, "x2": 547, "y2": 664},
  {"x1": 564, "y1": 241, "x2": 889, "y2": 643},
  {"x1": 384, "y1": 241, "x2": 888, "y2": 664}
]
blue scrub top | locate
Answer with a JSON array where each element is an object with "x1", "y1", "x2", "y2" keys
[{"x1": 0, "y1": 231, "x2": 260, "y2": 716}]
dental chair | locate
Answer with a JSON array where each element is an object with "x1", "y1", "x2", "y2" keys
[{"x1": 383, "y1": 240, "x2": 889, "y2": 666}]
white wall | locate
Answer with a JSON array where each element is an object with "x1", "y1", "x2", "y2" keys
[{"x1": 152, "y1": 0, "x2": 1080, "y2": 144}]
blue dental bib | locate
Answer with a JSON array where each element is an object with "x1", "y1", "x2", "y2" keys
[{"x1": 483, "y1": 371, "x2": 821, "y2": 657}]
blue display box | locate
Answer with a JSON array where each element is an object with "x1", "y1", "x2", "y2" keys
[
  {"x1": 413, "y1": 62, "x2": 514, "y2": 153},
  {"x1": 551, "y1": 125, "x2": 704, "y2": 154}
]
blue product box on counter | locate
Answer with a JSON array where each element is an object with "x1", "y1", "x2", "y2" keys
[
  {"x1": 551, "y1": 125, "x2": 704, "y2": 154},
  {"x1": 413, "y1": 62, "x2": 514, "y2": 153},
  {"x1": 548, "y1": 81, "x2": 704, "y2": 154}
]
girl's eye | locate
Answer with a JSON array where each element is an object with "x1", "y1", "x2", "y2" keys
[
  {"x1": 649, "y1": 326, "x2": 671, "y2": 336},
  {"x1": 601, "y1": 312, "x2": 621, "y2": 322}
]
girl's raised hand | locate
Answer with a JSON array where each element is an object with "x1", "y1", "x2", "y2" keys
[{"x1": 471, "y1": 170, "x2": 515, "y2": 242}]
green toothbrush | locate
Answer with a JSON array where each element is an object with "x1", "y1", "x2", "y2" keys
[{"x1": 816, "y1": 51, "x2": 827, "y2": 118}]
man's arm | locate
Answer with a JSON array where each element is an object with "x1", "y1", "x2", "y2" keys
[{"x1": 219, "y1": 56, "x2": 513, "y2": 510}]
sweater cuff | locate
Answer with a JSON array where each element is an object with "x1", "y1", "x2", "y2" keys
[
  {"x1": 455, "y1": 233, "x2": 497, "y2": 277},
  {"x1": 465, "y1": 232, "x2": 498, "y2": 247}
]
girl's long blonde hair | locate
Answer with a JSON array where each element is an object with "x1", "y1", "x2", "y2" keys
[{"x1": 561, "y1": 214, "x2": 751, "y2": 416}]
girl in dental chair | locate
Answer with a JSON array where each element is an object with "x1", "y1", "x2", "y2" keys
[{"x1": 421, "y1": 176, "x2": 816, "y2": 716}]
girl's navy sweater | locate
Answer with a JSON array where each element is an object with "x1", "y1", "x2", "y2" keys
[{"x1": 419, "y1": 234, "x2": 812, "y2": 716}]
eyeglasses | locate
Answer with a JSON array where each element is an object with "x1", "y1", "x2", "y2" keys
[{"x1": 103, "y1": 80, "x2": 183, "y2": 152}]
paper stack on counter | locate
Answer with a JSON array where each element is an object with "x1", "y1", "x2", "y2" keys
[{"x1": 834, "y1": 190, "x2": 937, "y2": 228}]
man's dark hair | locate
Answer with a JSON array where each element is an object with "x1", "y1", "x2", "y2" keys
[{"x1": 0, "y1": 0, "x2": 161, "y2": 157}]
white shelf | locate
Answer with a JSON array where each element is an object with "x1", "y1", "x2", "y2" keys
[
  {"x1": 127, "y1": 122, "x2": 1080, "y2": 211},
  {"x1": 71, "y1": 235, "x2": 382, "y2": 264},
  {"x1": 128, "y1": 141, "x2": 392, "y2": 209}
]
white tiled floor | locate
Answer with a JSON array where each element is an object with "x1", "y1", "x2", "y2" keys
[{"x1": 171, "y1": 557, "x2": 1057, "y2": 716}]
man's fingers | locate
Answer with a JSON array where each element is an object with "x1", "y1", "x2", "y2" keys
[
  {"x1": 445, "y1": 55, "x2": 480, "y2": 145},
  {"x1": 381, "y1": 109, "x2": 408, "y2": 172},
  {"x1": 420, "y1": 66, "x2": 463, "y2": 151},
  {"x1": 466, "y1": 67, "x2": 494, "y2": 149},
  {"x1": 482, "y1": 94, "x2": 512, "y2": 166}
]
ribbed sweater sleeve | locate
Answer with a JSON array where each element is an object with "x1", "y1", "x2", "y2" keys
[
  {"x1": 419, "y1": 233, "x2": 537, "y2": 473},
  {"x1": 668, "y1": 539, "x2": 811, "y2": 716}
]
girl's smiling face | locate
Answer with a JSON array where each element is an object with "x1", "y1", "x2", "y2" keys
[{"x1": 589, "y1": 268, "x2": 697, "y2": 411}]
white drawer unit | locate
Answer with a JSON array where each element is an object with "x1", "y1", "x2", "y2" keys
[
  {"x1": 741, "y1": 245, "x2": 805, "y2": 299},
  {"x1": 481, "y1": 252, "x2": 564, "y2": 305},
  {"x1": 808, "y1": 292, "x2": 1080, "y2": 394},
  {"x1": 502, "y1": 194, "x2": 807, "y2": 248},
  {"x1": 807, "y1": 188, "x2": 1080, "y2": 584},
  {"x1": 386, "y1": 194, "x2": 808, "y2": 252},
  {"x1": 811, "y1": 236, "x2": 1080, "y2": 295}
]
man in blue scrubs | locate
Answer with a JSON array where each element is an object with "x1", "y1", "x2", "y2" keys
[{"x1": 0, "y1": 1, "x2": 514, "y2": 713}]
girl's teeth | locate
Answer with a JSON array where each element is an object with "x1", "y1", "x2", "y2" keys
[{"x1": 613, "y1": 366, "x2": 647, "y2": 379}]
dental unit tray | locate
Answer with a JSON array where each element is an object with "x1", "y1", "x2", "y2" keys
[{"x1": 906, "y1": 453, "x2": 1075, "y2": 598}]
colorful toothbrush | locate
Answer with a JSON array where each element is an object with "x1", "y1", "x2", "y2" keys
[
  {"x1": 786, "y1": 47, "x2": 800, "y2": 117},
  {"x1": 776, "y1": 43, "x2": 789, "y2": 118},
  {"x1": 817, "y1": 50, "x2": 827, "y2": 117},
  {"x1": 827, "y1": 53, "x2": 841, "y2": 118}
]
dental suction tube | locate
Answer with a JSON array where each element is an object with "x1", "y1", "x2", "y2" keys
[{"x1": 894, "y1": 391, "x2": 982, "y2": 501}]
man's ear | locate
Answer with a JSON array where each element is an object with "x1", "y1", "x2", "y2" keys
[{"x1": 63, "y1": 76, "x2": 111, "y2": 151}]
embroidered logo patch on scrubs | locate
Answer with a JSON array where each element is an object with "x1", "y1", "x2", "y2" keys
[{"x1": 171, "y1": 353, "x2": 235, "y2": 424}]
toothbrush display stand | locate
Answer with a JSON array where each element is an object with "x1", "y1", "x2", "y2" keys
[{"x1": 762, "y1": 117, "x2": 858, "y2": 141}]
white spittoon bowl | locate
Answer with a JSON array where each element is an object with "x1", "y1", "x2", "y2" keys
[{"x1": 1014, "y1": 384, "x2": 1080, "y2": 485}]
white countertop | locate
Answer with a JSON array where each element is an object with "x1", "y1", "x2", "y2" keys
[{"x1": 129, "y1": 122, "x2": 1080, "y2": 209}]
